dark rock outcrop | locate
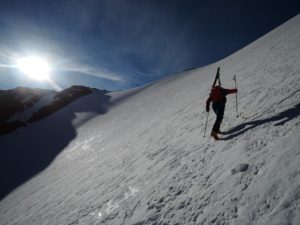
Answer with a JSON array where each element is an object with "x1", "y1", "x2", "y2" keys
[
  {"x1": 0, "y1": 86, "x2": 94, "y2": 135},
  {"x1": 0, "y1": 121, "x2": 28, "y2": 135},
  {"x1": 29, "y1": 86, "x2": 93, "y2": 122},
  {"x1": 0, "y1": 87, "x2": 52, "y2": 123}
]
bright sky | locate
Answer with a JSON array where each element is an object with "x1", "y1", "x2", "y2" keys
[{"x1": 0, "y1": 0, "x2": 299, "y2": 91}]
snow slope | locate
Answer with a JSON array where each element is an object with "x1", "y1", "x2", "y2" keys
[{"x1": 0, "y1": 14, "x2": 300, "y2": 225}]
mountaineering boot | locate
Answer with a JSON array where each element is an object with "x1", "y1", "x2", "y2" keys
[
  {"x1": 216, "y1": 130, "x2": 223, "y2": 134},
  {"x1": 211, "y1": 131, "x2": 220, "y2": 140}
]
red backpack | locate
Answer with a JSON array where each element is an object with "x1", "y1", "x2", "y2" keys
[{"x1": 210, "y1": 86, "x2": 224, "y2": 102}]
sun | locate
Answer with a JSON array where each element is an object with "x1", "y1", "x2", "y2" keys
[{"x1": 16, "y1": 56, "x2": 51, "y2": 80}]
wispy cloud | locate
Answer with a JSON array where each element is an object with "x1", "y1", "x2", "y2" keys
[
  {"x1": 0, "y1": 44, "x2": 127, "y2": 88},
  {"x1": 60, "y1": 64, "x2": 127, "y2": 82},
  {"x1": 0, "y1": 0, "x2": 201, "y2": 90},
  {"x1": 60, "y1": 0, "x2": 197, "y2": 81}
]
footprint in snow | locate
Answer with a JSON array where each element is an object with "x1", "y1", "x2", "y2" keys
[{"x1": 231, "y1": 163, "x2": 249, "y2": 174}]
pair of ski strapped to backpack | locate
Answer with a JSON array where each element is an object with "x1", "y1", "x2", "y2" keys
[
  {"x1": 211, "y1": 67, "x2": 238, "y2": 111},
  {"x1": 212, "y1": 67, "x2": 221, "y2": 87},
  {"x1": 210, "y1": 67, "x2": 224, "y2": 103}
]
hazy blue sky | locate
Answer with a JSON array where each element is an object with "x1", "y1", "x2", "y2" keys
[{"x1": 0, "y1": 0, "x2": 299, "y2": 91}]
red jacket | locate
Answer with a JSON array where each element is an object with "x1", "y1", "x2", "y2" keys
[{"x1": 206, "y1": 86, "x2": 237, "y2": 111}]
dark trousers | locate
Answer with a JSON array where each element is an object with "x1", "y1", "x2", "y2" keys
[{"x1": 212, "y1": 101, "x2": 226, "y2": 133}]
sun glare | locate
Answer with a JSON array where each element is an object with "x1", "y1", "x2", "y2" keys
[{"x1": 17, "y1": 56, "x2": 51, "y2": 80}]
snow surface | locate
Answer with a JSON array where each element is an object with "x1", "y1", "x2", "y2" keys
[{"x1": 0, "y1": 14, "x2": 300, "y2": 225}]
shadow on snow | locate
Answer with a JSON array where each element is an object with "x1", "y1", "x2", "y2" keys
[
  {"x1": 0, "y1": 84, "x2": 155, "y2": 201},
  {"x1": 0, "y1": 90, "x2": 110, "y2": 200},
  {"x1": 222, "y1": 102, "x2": 300, "y2": 140}
]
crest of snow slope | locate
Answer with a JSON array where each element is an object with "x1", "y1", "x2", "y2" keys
[{"x1": 0, "y1": 14, "x2": 300, "y2": 225}]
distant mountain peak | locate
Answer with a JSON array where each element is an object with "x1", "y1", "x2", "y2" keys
[{"x1": 0, "y1": 85, "x2": 95, "y2": 135}]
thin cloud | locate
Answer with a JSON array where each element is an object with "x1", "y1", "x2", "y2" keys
[
  {"x1": 0, "y1": 0, "x2": 203, "y2": 90},
  {"x1": 61, "y1": 64, "x2": 127, "y2": 82},
  {"x1": 0, "y1": 45, "x2": 127, "y2": 84}
]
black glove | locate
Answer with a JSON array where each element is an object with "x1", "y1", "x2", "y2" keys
[{"x1": 206, "y1": 104, "x2": 210, "y2": 112}]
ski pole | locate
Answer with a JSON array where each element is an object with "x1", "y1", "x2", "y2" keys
[
  {"x1": 233, "y1": 75, "x2": 238, "y2": 117},
  {"x1": 203, "y1": 111, "x2": 209, "y2": 137}
]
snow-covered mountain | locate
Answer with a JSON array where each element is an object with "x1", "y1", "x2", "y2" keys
[
  {"x1": 0, "y1": 87, "x2": 54, "y2": 123},
  {"x1": 0, "y1": 14, "x2": 300, "y2": 225},
  {"x1": 0, "y1": 86, "x2": 96, "y2": 135}
]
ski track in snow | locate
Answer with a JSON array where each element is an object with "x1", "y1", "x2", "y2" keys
[{"x1": 1, "y1": 15, "x2": 300, "y2": 225}]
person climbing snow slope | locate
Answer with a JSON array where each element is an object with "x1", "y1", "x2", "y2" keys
[{"x1": 206, "y1": 85, "x2": 238, "y2": 140}]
